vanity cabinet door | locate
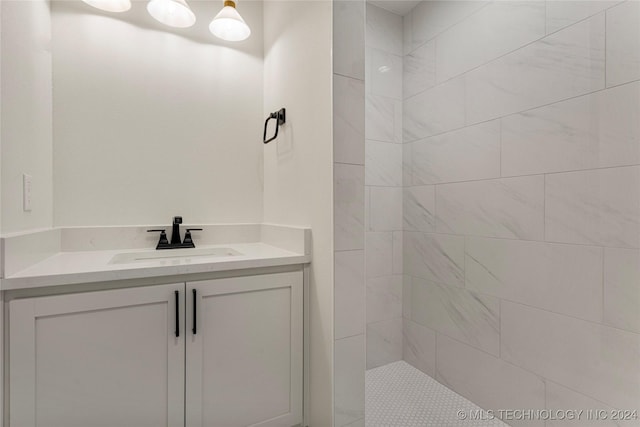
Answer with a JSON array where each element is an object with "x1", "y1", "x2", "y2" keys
[
  {"x1": 9, "y1": 283, "x2": 185, "y2": 427},
  {"x1": 185, "y1": 271, "x2": 303, "y2": 427}
]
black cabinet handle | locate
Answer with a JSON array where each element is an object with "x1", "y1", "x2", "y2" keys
[
  {"x1": 192, "y1": 289, "x2": 197, "y2": 335},
  {"x1": 174, "y1": 290, "x2": 179, "y2": 338}
]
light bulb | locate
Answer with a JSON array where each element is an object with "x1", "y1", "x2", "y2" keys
[
  {"x1": 82, "y1": 0, "x2": 131, "y2": 13},
  {"x1": 147, "y1": 0, "x2": 196, "y2": 28},
  {"x1": 209, "y1": 1, "x2": 251, "y2": 42}
]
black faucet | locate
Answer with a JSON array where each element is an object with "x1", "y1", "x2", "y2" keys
[
  {"x1": 148, "y1": 216, "x2": 202, "y2": 250},
  {"x1": 171, "y1": 216, "x2": 183, "y2": 245}
]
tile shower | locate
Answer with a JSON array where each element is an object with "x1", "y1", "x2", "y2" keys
[{"x1": 358, "y1": 1, "x2": 639, "y2": 426}]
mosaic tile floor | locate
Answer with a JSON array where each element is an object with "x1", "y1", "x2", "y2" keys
[{"x1": 366, "y1": 361, "x2": 508, "y2": 427}]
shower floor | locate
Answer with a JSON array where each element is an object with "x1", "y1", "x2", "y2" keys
[{"x1": 365, "y1": 361, "x2": 508, "y2": 427}]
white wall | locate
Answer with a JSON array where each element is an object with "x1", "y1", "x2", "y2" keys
[
  {"x1": 51, "y1": 1, "x2": 264, "y2": 227},
  {"x1": 1, "y1": 0, "x2": 54, "y2": 234},
  {"x1": 262, "y1": 2, "x2": 334, "y2": 425}
]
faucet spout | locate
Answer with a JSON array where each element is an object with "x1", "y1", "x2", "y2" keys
[{"x1": 171, "y1": 216, "x2": 183, "y2": 245}]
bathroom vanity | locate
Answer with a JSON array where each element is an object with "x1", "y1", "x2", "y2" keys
[{"x1": 1, "y1": 224, "x2": 310, "y2": 427}]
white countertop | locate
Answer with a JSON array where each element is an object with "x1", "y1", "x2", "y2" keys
[{"x1": 1, "y1": 242, "x2": 310, "y2": 290}]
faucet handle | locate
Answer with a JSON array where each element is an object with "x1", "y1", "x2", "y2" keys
[
  {"x1": 183, "y1": 228, "x2": 203, "y2": 246},
  {"x1": 147, "y1": 229, "x2": 169, "y2": 246}
]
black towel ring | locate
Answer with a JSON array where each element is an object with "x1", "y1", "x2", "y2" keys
[{"x1": 263, "y1": 108, "x2": 286, "y2": 144}]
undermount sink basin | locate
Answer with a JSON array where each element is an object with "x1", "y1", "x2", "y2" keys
[{"x1": 109, "y1": 247, "x2": 242, "y2": 265}]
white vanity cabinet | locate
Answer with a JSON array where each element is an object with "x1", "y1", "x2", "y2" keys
[
  {"x1": 7, "y1": 270, "x2": 303, "y2": 427},
  {"x1": 185, "y1": 273, "x2": 303, "y2": 427},
  {"x1": 8, "y1": 283, "x2": 186, "y2": 427}
]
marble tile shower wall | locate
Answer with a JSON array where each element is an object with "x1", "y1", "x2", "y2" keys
[
  {"x1": 334, "y1": 1, "x2": 366, "y2": 426},
  {"x1": 365, "y1": 4, "x2": 405, "y2": 371},
  {"x1": 401, "y1": 1, "x2": 640, "y2": 425}
]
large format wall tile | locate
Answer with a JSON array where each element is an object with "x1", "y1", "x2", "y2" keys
[
  {"x1": 392, "y1": 231, "x2": 403, "y2": 274},
  {"x1": 335, "y1": 250, "x2": 365, "y2": 340},
  {"x1": 335, "y1": 164, "x2": 365, "y2": 251},
  {"x1": 335, "y1": 335, "x2": 366, "y2": 427},
  {"x1": 402, "y1": 143, "x2": 413, "y2": 186},
  {"x1": 501, "y1": 81, "x2": 640, "y2": 176},
  {"x1": 334, "y1": 75, "x2": 365, "y2": 165},
  {"x1": 365, "y1": 141, "x2": 403, "y2": 186},
  {"x1": 403, "y1": 39, "x2": 436, "y2": 99},
  {"x1": 367, "y1": 48, "x2": 402, "y2": 100},
  {"x1": 436, "y1": 1, "x2": 545, "y2": 83},
  {"x1": 501, "y1": 301, "x2": 640, "y2": 410},
  {"x1": 366, "y1": 232, "x2": 393, "y2": 278},
  {"x1": 466, "y1": 237, "x2": 603, "y2": 322},
  {"x1": 369, "y1": 187, "x2": 403, "y2": 231},
  {"x1": 404, "y1": 1, "x2": 488, "y2": 54},
  {"x1": 436, "y1": 334, "x2": 545, "y2": 427},
  {"x1": 402, "y1": 319, "x2": 436, "y2": 377},
  {"x1": 365, "y1": 94, "x2": 402, "y2": 143},
  {"x1": 366, "y1": 318, "x2": 403, "y2": 369},
  {"x1": 403, "y1": 232, "x2": 465, "y2": 287},
  {"x1": 545, "y1": 166, "x2": 640, "y2": 248},
  {"x1": 465, "y1": 14, "x2": 605, "y2": 124},
  {"x1": 436, "y1": 175, "x2": 545, "y2": 240},
  {"x1": 402, "y1": 276, "x2": 412, "y2": 319},
  {"x1": 411, "y1": 278, "x2": 500, "y2": 356},
  {"x1": 366, "y1": 3, "x2": 403, "y2": 56},
  {"x1": 411, "y1": 120, "x2": 500, "y2": 185},
  {"x1": 333, "y1": 1, "x2": 365, "y2": 80},
  {"x1": 606, "y1": 0, "x2": 640, "y2": 87},
  {"x1": 367, "y1": 275, "x2": 403, "y2": 324},
  {"x1": 604, "y1": 248, "x2": 640, "y2": 334},
  {"x1": 403, "y1": 77, "x2": 465, "y2": 142},
  {"x1": 545, "y1": 381, "x2": 621, "y2": 427},
  {"x1": 546, "y1": 0, "x2": 620, "y2": 34},
  {"x1": 403, "y1": 186, "x2": 436, "y2": 232}
]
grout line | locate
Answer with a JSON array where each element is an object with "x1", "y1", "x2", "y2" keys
[
  {"x1": 439, "y1": 330, "x2": 624, "y2": 413},
  {"x1": 498, "y1": 298, "x2": 502, "y2": 359},
  {"x1": 544, "y1": 378, "x2": 627, "y2": 412},
  {"x1": 462, "y1": 235, "x2": 466, "y2": 288},
  {"x1": 602, "y1": 247, "x2": 606, "y2": 325},
  {"x1": 405, "y1": 163, "x2": 640, "y2": 187},
  {"x1": 403, "y1": 77, "x2": 640, "y2": 143},
  {"x1": 543, "y1": 377, "x2": 547, "y2": 414},
  {"x1": 434, "y1": 330, "x2": 438, "y2": 378},
  {"x1": 365, "y1": 185, "x2": 404, "y2": 189},
  {"x1": 468, "y1": 283, "x2": 639, "y2": 336},
  {"x1": 498, "y1": 118, "x2": 502, "y2": 178},
  {"x1": 406, "y1": 229, "x2": 639, "y2": 251},
  {"x1": 365, "y1": 138, "x2": 403, "y2": 145},
  {"x1": 543, "y1": 174, "x2": 546, "y2": 240},
  {"x1": 433, "y1": 185, "x2": 439, "y2": 232},
  {"x1": 335, "y1": 332, "x2": 365, "y2": 342},
  {"x1": 406, "y1": 7, "x2": 614, "y2": 96},
  {"x1": 334, "y1": 161, "x2": 365, "y2": 167},
  {"x1": 335, "y1": 248, "x2": 366, "y2": 254},
  {"x1": 406, "y1": 273, "x2": 640, "y2": 336},
  {"x1": 404, "y1": 1, "x2": 492, "y2": 57},
  {"x1": 605, "y1": 5, "x2": 608, "y2": 88},
  {"x1": 333, "y1": 71, "x2": 365, "y2": 83}
]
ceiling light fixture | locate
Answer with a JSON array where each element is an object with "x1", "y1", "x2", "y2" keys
[
  {"x1": 81, "y1": 0, "x2": 132, "y2": 13},
  {"x1": 209, "y1": 0, "x2": 251, "y2": 42},
  {"x1": 147, "y1": 0, "x2": 196, "y2": 28}
]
